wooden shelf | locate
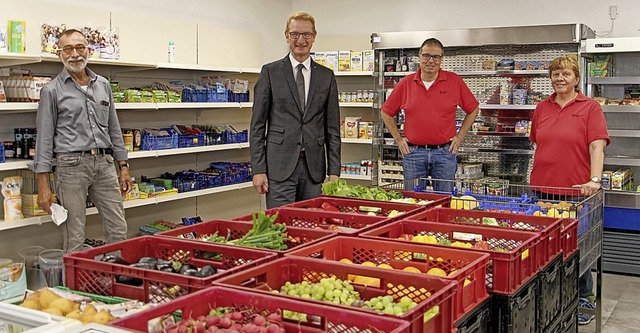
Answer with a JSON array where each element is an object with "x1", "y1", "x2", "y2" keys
[{"x1": 0, "y1": 182, "x2": 253, "y2": 231}]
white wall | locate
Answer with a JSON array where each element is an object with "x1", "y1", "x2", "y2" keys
[{"x1": 295, "y1": 0, "x2": 640, "y2": 50}]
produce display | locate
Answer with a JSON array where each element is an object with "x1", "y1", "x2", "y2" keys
[
  {"x1": 322, "y1": 179, "x2": 433, "y2": 205},
  {"x1": 18, "y1": 287, "x2": 147, "y2": 324},
  {"x1": 312, "y1": 201, "x2": 404, "y2": 218},
  {"x1": 100, "y1": 255, "x2": 220, "y2": 286},
  {"x1": 161, "y1": 306, "x2": 286, "y2": 333},
  {"x1": 205, "y1": 212, "x2": 289, "y2": 251},
  {"x1": 449, "y1": 194, "x2": 577, "y2": 218}
]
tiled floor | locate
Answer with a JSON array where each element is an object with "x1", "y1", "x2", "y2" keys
[{"x1": 580, "y1": 272, "x2": 640, "y2": 333}]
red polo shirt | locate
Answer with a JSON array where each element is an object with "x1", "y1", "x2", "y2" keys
[
  {"x1": 382, "y1": 69, "x2": 479, "y2": 145},
  {"x1": 530, "y1": 92, "x2": 610, "y2": 190}
]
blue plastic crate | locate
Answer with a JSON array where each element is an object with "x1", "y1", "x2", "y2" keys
[
  {"x1": 141, "y1": 133, "x2": 178, "y2": 150},
  {"x1": 228, "y1": 90, "x2": 250, "y2": 102},
  {"x1": 177, "y1": 133, "x2": 206, "y2": 148},
  {"x1": 224, "y1": 129, "x2": 249, "y2": 143},
  {"x1": 0, "y1": 144, "x2": 5, "y2": 163}
]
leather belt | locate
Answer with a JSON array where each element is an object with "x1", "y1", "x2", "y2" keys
[
  {"x1": 70, "y1": 148, "x2": 113, "y2": 156},
  {"x1": 408, "y1": 142, "x2": 450, "y2": 149}
]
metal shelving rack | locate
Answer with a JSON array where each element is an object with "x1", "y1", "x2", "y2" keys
[{"x1": 583, "y1": 37, "x2": 640, "y2": 278}]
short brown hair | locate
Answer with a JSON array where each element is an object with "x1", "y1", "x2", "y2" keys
[
  {"x1": 549, "y1": 55, "x2": 580, "y2": 89},
  {"x1": 285, "y1": 11, "x2": 316, "y2": 35}
]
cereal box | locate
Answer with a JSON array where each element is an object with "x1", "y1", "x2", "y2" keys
[
  {"x1": 350, "y1": 51, "x2": 362, "y2": 71},
  {"x1": 363, "y1": 50, "x2": 374, "y2": 71},
  {"x1": 343, "y1": 117, "x2": 360, "y2": 139},
  {"x1": 358, "y1": 121, "x2": 369, "y2": 139},
  {"x1": 338, "y1": 50, "x2": 351, "y2": 72},
  {"x1": 313, "y1": 51, "x2": 326, "y2": 67},
  {"x1": 324, "y1": 51, "x2": 339, "y2": 71}
]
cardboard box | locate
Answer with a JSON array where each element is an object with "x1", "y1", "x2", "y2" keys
[
  {"x1": 313, "y1": 51, "x2": 326, "y2": 67},
  {"x1": 324, "y1": 51, "x2": 339, "y2": 71},
  {"x1": 338, "y1": 50, "x2": 351, "y2": 72},
  {"x1": 363, "y1": 50, "x2": 374, "y2": 71},
  {"x1": 343, "y1": 117, "x2": 360, "y2": 139},
  {"x1": 350, "y1": 51, "x2": 362, "y2": 72},
  {"x1": 358, "y1": 121, "x2": 368, "y2": 139}
]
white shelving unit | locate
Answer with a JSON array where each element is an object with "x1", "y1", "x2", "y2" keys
[
  {"x1": 340, "y1": 173, "x2": 372, "y2": 181},
  {"x1": 341, "y1": 138, "x2": 372, "y2": 144},
  {"x1": 0, "y1": 182, "x2": 253, "y2": 231},
  {"x1": 0, "y1": 52, "x2": 258, "y2": 238}
]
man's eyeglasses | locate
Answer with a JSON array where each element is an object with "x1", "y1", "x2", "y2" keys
[
  {"x1": 60, "y1": 44, "x2": 88, "y2": 55},
  {"x1": 288, "y1": 32, "x2": 314, "y2": 40},
  {"x1": 420, "y1": 53, "x2": 443, "y2": 62}
]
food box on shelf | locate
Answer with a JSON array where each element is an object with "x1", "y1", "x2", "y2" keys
[
  {"x1": 285, "y1": 236, "x2": 490, "y2": 321},
  {"x1": 64, "y1": 236, "x2": 277, "y2": 304},
  {"x1": 154, "y1": 219, "x2": 336, "y2": 255},
  {"x1": 408, "y1": 207, "x2": 573, "y2": 267},
  {"x1": 283, "y1": 197, "x2": 427, "y2": 220},
  {"x1": 233, "y1": 207, "x2": 387, "y2": 235},
  {"x1": 110, "y1": 286, "x2": 411, "y2": 333},
  {"x1": 214, "y1": 256, "x2": 457, "y2": 333},
  {"x1": 361, "y1": 220, "x2": 541, "y2": 295}
]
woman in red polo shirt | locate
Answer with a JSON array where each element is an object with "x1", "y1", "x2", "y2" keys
[{"x1": 529, "y1": 55, "x2": 609, "y2": 325}]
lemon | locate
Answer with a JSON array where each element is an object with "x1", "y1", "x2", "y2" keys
[
  {"x1": 377, "y1": 263, "x2": 393, "y2": 269},
  {"x1": 426, "y1": 267, "x2": 447, "y2": 277},
  {"x1": 339, "y1": 258, "x2": 353, "y2": 264},
  {"x1": 361, "y1": 261, "x2": 377, "y2": 267},
  {"x1": 424, "y1": 235, "x2": 438, "y2": 244},
  {"x1": 403, "y1": 266, "x2": 422, "y2": 273},
  {"x1": 463, "y1": 278, "x2": 471, "y2": 287},
  {"x1": 547, "y1": 208, "x2": 561, "y2": 218}
]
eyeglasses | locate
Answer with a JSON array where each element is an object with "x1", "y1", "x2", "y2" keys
[
  {"x1": 288, "y1": 32, "x2": 314, "y2": 40},
  {"x1": 60, "y1": 44, "x2": 88, "y2": 55},
  {"x1": 420, "y1": 53, "x2": 443, "y2": 62}
]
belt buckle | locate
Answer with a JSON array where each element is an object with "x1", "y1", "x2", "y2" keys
[{"x1": 90, "y1": 148, "x2": 100, "y2": 155}]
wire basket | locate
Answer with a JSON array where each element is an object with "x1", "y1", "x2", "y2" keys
[{"x1": 382, "y1": 178, "x2": 603, "y2": 276}]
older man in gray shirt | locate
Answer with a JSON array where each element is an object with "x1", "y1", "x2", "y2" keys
[{"x1": 33, "y1": 29, "x2": 132, "y2": 253}]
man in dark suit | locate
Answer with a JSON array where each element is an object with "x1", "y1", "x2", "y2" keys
[{"x1": 250, "y1": 11, "x2": 341, "y2": 208}]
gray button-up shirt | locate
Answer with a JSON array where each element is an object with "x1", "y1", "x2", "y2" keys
[{"x1": 33, "y1": 67, "x2": 127, "y2": 173}]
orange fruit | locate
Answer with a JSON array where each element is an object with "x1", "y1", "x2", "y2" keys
[
  {"x1": 403, "y1": 266, "x2": 422, "y2": 273},
  {"x1": 426, "y1": 267, "x2": 447, "y2": 277}
]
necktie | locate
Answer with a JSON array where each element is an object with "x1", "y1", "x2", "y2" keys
[{"x1": 296, "y1": 63, "x2": 305, "y2": 112}]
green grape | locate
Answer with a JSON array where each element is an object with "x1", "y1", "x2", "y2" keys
[
  {"x1": 288, "y1": 289, "x2": 299, "y2": 296},
  {"x1": 301, "y1": 293, "x2": 311, "y2": 299},
  {"x1": 325, "y1": 290, "x2": 334, "y2": 299},
  {"x1": 393, "y1": 306, "x2": 403, "y2": 316},
  {"x1": 399, "y1": 296, "x2": 412, "y2": 308},
  {"x1": 409, "y1": 301, "x2": 418, "y2": 310},
  {"x1": 374, "y1": 301, "x2": 384, "y2": 310}
]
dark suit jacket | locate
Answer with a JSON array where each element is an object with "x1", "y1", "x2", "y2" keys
[{"x1": 250, "y1": 55, "x2": 341, "y2": 183}]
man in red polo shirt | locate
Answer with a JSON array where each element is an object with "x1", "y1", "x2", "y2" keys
[{"x1": 381, "y1": 38, "x2": 479, "y2": 192}]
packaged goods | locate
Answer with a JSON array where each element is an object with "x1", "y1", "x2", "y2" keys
[
  {"x1": 350, "y1": 51, "x2": 362, "y2": 71},
  {"x1": 0, "y1": 81, "x2": 5, "y2": 102},
  {"x1": 100, "y1": 27, "x2": 119, "y2": 59},
  {"x1": 325, "y1": 51, "x2": 339, "y2": 71},
  {"x1": 514, "y1": 61, "x2": 527, "y2": 70},
  {"x1": 2, "y1": 176, "x2": 23, "y2": 221},
  {"x1": 0, "y1": 262, "x2": 26, "y2": 301},
  {"x1": 602, "y1": 171, "x2": 612, "y2": 190},
  {"x1": 343, "y1": 117, "x2": 360, "y2": 139},
  {"x1": 496, "y1": 59, "x2": 514, "y2": 70},
  {"x1": 358, "y1": 121, "x2": 369, "y2": 139},
  {"x1": 8, "y1": 20, "x2": 26, "y2": 53},
  {"x1": 313, "y1": 51, "x2": 326, "y2": 67},
  {"x1": 338, "y1": 50, "x2": 351, "y2": 71},
  {"x1": 482, "y1": 60, "x2": 497, "y2": 70},
  {"x1": 0, "y1": 24, "x2": 7, "y2": 52},
  {"x1": 363, "y1": 50, "x2": 374, "y2": 71}
]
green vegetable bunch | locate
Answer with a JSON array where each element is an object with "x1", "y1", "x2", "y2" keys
[
  {"x1": 207, "y1": 211, "x2": 288, "y2": 250},
  {"x1": 322, "y1": 179, "x2": 403, "y2": 201}
]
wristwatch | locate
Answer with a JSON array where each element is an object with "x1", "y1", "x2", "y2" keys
[
  {"x1": 590, "y1": 176, "x2": 600, "y2": 184},
  {"x1": 118, "y1": 162, "x2": 130, "y2": 170}
]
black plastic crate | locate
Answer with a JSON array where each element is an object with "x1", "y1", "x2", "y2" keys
[
  {"x1": 490, "y1": 275, "x2": 537, "y2": 333},
  {"x1": 560, "y1": 302, "x2": 577, "y2": 333},
  {"x1": 538, "y1": 253, "x2": 563, "y2": 331},
  {"x1": 456, "y1": 297, "x2": 490, "y2": 333},
  {"x1": 561, "y1": 250, "x2": 579, "y2": 312}
]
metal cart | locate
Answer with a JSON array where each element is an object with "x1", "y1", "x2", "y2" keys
[{"x1": 383, "y1": 177, "x2": 604, "y2": 332}]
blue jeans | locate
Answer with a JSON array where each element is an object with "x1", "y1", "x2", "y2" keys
[
  {"x1": 403, "y1": 145, "x2": 457, "y2": 193},
  {"x1": 55, "y1": 153, "x2": 127, "y2": 253}
]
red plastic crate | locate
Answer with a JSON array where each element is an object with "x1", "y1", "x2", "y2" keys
[
  {"x1": 63, "y1": 236, "x2": 277, "y2": 303},
  {"x1": 361, "y1": 220, "x2": 540, "y2": 295},
  {"x1": 283, "y1": 197, "x2": 426, "y2": 219},
  {"x1": 233, "y1": 208, "x2": 388, "y2": 235},
  {"x1": 110, "y1": 286, "x2": 411, "y2": 333},
  {"x1": 410, "y1": 207, "x2": 563, "y2": 268},
  {"x1": 560, "y1": 218, "x2": 578, "y2": 259},
  {"x1": 155, "y1": 219, "x2": 336, "y2": 255},
  {"x1": 285, "y1": 236, "x2": 490, "y2": 322},
  {"x1": 215, "y1": 256, "x2": 457, "y2": 333},
  {"x1": 325, "y1": 190, "x2": 452, "y2": 207}
]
